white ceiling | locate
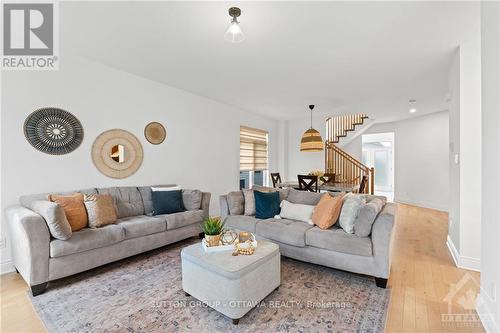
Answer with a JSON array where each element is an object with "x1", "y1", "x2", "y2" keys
[{"x1": 61, "y1": 1, "x2": 478, "y2": 122}]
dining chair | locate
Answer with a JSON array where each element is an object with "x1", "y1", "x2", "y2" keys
[
  {"x1": 270, "y1": 173, "x2": 282, "y2": 188},
  {"x1": 358, "y1": 175, "x2": 368, "y2": 193},
  {"x1": 323, "y1": 173, "x2": 336, "y2": 184},
  {"x1": 297, "y1": 175, "x2": 319, "y2": 192}
]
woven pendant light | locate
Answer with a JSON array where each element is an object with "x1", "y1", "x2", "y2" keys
[{"x1": 300, "y1": 105, "x2": 324, "y2": 152}]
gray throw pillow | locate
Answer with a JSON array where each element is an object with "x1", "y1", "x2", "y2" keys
[
  {"x1": 182, "y1": 189, "x2": 202, "y2": 211},
  {"x1": 242, "y1": 189, "x2": 255, "y2": 216},
  {"x1": 227, "y1": 191, "x2": 244, "y2": 215},
  {"x1": 29, "y1": 200, "x2": 72, "y2": 240},
  {"x1": 287, "y1": 188, "x2": 322, "y2": 206},
  {"x1": 339, "y1": 193, "x2": 366, "y2": 234},
  {"x1": 354, "y1": 198, "x2": 385, "y2": 237}
]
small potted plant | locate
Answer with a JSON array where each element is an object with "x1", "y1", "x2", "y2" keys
[{"x1": 202, "y1": 217, "x2": 225, "y2": 247}]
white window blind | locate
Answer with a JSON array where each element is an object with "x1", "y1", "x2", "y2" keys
[{"x1": 240, "y1": 126, "x2": 268, "y2": 171}]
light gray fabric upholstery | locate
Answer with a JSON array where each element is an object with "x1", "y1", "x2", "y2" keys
[
  {"x1": 98, "y1": 187, "x2": 144, "y2": 218},
  {"x1": 200, "y1": 192, "x2": 211, "y2": 220},
  {"x1": 27, "y1": 200, "x2": 72, "y2": 240},
  {"x1": 19, "y1": 188, "x2": 96, "y2": 208},
  {"x1": 256, "y1": 218, "x2": 313, "y2": 247},
  {"x1": 49, "y1": 224, "x2": 201, "y2": 281},
  {"x1": 339, "y1": 193, "x2": 366, "y2": 234},
  {"x1": 182, "y1": 189, "x2": 202, "y2": 211},
  {"x1": 6, "y1": 206, "x2": 50, "y2": 285},
  {"x1": 159, "y1": 210, "x2": 204, "y2": 230},
  {"x1": 224, "y1": 215, "x2": 261, "y2": 233},
  {"x1": 138, "y1": 186, "x2": 153, "y2": 215},
  {"x1": 220, "y1": 195, "x2": 230, "y2": 220},
  {"x1": 50, "y1": 224, "x2": 125, "y2": 258},
  {"x1": 305, "y1": 226, "x2": 372, "y2": 257},
  {"x1": 286, "y1": 188, "x2": 322, "y2": 205},
  {"x1": 7, "y1": 187, "x2": 210, "y2": 289},
  {"x1": 242, "y1": 189, "x2": 255, "y2": 216},
  {"x1": 354, "y1": 197, "x2": 386, "y2": 237},
  {"x1": 372, "y1": 203, "x2": 397, "y2": 278},
  {"x1": 117, "y1": 216, "x2": 166, "y2": 239},
  {"x1": 227, "y1": 191, "x2": 244, "y2": 215}
]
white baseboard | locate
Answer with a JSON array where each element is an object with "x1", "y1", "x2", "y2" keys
[
  {"x1": 0, "y1": 260, "x2": 15, "y2": 275},
  {"x1": 476, "y1": 297, "x2": 499, "y2": 333},
  {"x1": 394, "y1": 197, "x2": 448, "y2": 212},
  {"x1": 446, "y1": 235, "x2": 481, "y2": 272}
]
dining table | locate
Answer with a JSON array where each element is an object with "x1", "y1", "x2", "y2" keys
[{"x1": 276, "y1": 181, "x2": 359, "y2": 193}]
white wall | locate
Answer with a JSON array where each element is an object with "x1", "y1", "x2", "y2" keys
[
  {"x1": 343, "y1": 112, "x2": 450, "y2": 211},
  {"x1": 285, "y1": 115, "x2": 326, "y2": 181},
  {"x1": 478, "y1": 2, "x2": 500, "y2": 332},
  {"x1": 445, "y1": 3, "x2": 482, "y2": 269},
  {"x1": 0, "y1": 55, "x2": 279, "y2": 272}
]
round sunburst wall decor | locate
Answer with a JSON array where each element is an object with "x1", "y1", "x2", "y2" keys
[{"x1": 24, "y1": 107, "x2": 84, "y2": 155}]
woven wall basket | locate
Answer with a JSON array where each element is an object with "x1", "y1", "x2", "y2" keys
[
  {"x1": 144, "y1": 122, "x2": 166, "y2": 145},
  {"x1": 92, "y1": 129, "x2": 143, "y2": 179}
]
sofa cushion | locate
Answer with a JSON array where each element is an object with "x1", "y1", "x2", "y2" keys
[
  {"x1": 287, "y1": 188, "x2": 322, "y2": 205},
  {"x1": 227, "y1": 191, "x2": 244, "y2": 215},
  {"x1": 84, "y1": 193, "x2": 118, "y2": 228},
  {"x1": 279, "y1": 200, "x2": 315, "y2": 225},
  {"x1": 354, "y1": 198, "x2": 386, "y2": 237},
  {"x1": 138, "y1": 185, "x2": 179, "y2": 215},
  {"x1": 117, "y1": 215, "x2": 166, "y2": 239},
  {"x1": 182, "y1": 189, "x2": 202, "y2": 211},
  {"x1": 50, "y1": 224, "x2": 125, "y2": 258},
  {"x1": 97, "y1": 187, "x2": 144, "y2": 218},
  {"x1": 224, "y1": 215, "x2": 261, "y2": 233},
  {"x1": 48, "y1": 193, "x2": 88, "y2": 231},
  {"x1": 339, "y1": 193, "x2": 366, "y2": 234},
  {"x1": 242, "y1": 189, "x2": 255, "y2": 216},
  {"x1": 312, "y1": 193, "x2": 345, "y2": 230},
  {"x1": 152, "y1": 190, "x2": 184, "y2": 215},
  {"x1": 255, "y1": 191, "x2": 281, "y2": 219},
  {"x1": 256, "y1": 218, "x2": 313, "y2": 247},
  {"x1": 28, "y1": 200, "x2": 72, "y2": 240},
  {"x1": 156, "y1": 210, "x2": 204, "y2": 230},
  {"x1": 305, "y1": 226, "x2": 372, "y2": 257}
]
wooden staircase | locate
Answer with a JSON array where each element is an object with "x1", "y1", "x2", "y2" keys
[{"x1": 325, "y1": 114, "x2": 374, "y2": 194}]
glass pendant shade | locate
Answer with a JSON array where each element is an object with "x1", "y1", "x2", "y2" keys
[
  {"x1": 224, "y1": 20, "x2": 245, "y2": 43},
  {"x1": 300, "y1": 128, "x2": 324, "y2": 152}
]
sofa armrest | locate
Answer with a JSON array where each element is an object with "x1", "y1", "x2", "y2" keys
[
  {"x1": 371, "y1": 203, "x2": 397, "y2": 279},
  {"x1": 219, "y1": 195, "x2": 229, "y2": 220},
  {"x1": 5, "y1": 205, "x2": 50, "y2": 286},
  {"x1": 201, "y1": 192, "x2": 211, "y2": 220}
]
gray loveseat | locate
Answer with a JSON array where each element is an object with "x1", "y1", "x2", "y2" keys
[
  {"x1": 6, "y1": 186, "x2": 210, "y2": 295},
  {"x1": 220, "y1": 188, "x2": 396, "y2": 288}
]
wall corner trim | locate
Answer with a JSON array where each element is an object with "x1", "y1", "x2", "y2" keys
[{"x1": 446, "y1": 235, "x2": 481, "y2": 272}]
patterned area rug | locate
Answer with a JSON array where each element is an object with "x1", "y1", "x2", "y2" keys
[{"x1": 30, "y1": 238, "x2": 390, "y2": 333}]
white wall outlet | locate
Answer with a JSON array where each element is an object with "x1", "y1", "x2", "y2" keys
[{"x1": 454, "y1": 153, "x2": 460, "y2": 164}]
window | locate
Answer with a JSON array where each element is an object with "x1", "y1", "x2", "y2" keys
[{"x1": 240, "y1": 126, "x2": 268, "y2": 189}]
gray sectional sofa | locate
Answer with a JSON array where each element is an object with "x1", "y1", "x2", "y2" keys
[
  {"x1": 220, "y1": 188, "x2": 396, "y2": 288},
  {"x1": 6, "y1": 186, "x2": 210, "y2": 295}
]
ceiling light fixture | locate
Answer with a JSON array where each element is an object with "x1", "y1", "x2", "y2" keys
[
  {"x1": 409, "y1": 99, "x2": 417, "y2": 113},
  {"x1": 300, "y1": 105, "x2": 324, "y2": 152},
  {"x1": 224, "y1": 7, "x2": 245, "y2": 43}
]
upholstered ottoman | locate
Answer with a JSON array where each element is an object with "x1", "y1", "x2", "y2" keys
[{"x1": 181, "y1": 241, "x2": 280, "y2": 324}]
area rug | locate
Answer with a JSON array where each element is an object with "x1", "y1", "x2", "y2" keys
[{"x1": 29, "y1": 239, "x2": 390, "y2": 333}]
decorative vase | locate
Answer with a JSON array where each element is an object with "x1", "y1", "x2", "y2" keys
[{"x1": 205, "y1": 234, "x2": 221, "y2": 247}]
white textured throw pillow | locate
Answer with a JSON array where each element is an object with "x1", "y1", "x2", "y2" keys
[
  {"x1": 339, "y1": 193, "x2": 366, "y2": 234},
  {"x1": 279, "y1": 200, "x2": 315, "y2": 225},
  {"x1": 151, "y1": 185, "x2": 182, "y2": 191}
]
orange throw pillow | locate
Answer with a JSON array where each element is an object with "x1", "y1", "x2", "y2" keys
[
  {"x1": 48, "y1": 193, "x2": 88, "y2": 231},
  {"x1": 312, "y1": 193, "x2": 345, "y2": 230}
]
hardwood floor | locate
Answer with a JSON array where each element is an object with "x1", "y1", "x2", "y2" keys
[{"x1": 0, "y1": 204, "x2": 484, "y2": 332}]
